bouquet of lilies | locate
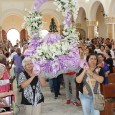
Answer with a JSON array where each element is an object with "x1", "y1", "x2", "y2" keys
[
  {"x1": 54, "y1": 0, "x2": 79, "y2": 22},
  {"x1": 22, "y1": 7, "x2": 43, "y2": 37}
]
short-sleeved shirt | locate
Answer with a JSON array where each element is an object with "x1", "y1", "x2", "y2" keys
[
  {"x1": 13, "y1": 54, "x2": 24, "y2": 73},
  {"x1": 76, "y1": 67, "x2": 105, "y2": 96}
]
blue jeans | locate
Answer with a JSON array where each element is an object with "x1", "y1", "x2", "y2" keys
[
  {"x1": 15, "y1": 72, "x2": 21, "y2": 85},
  {"x1": 79, "y1": 92, "x2": 100, "y2": 115}
]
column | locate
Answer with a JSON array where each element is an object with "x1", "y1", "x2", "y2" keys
[
  {"x1": 112, "y1": 24, "x2": 115, "y2": 40},
  {"x1": 106, "y1": 24, "x2": 113, "y2": 39},
  {"x1": 76, "y1": 23, "x2": 81, "y2": 28},
  {"x1": 59, "y1": 25, "x2": 64, "y2": 34},
  {"x1": 0, "y1": 26, "x2": 3, "y2": 43},
  {"x1": 86, "y1": 21, "x2": 96, "y2": 39},
  {"x1": 26, "y1": 30, "x2": 28, "y2": 40},
  {"x1": 105, "y1": 17, "x2": 115, "y2": 39}
]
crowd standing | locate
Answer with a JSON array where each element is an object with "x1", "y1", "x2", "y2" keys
[{"x1": 0, "y1": 37, "x2": 114, "y2": 115}]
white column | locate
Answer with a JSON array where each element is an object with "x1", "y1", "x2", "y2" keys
[
  {"x1": 86, "y1": 21, "x2": 96, "y2": 39},
  {"x1": 105, "y1": 17, "x2": 115, "y2": 39},
  {"x1": 112, "y1": 24, "x2": 114, "y2": 40},
  {"x1": 0, "y1": 26, "x2": 3, "y2": 43}
]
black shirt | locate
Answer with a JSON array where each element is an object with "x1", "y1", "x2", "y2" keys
[
  {"x1": 105, "y1": 58, "x2": 113, "y2": 73},
  {"x1": 21, "y1": 71, "x2": 44, "y2": 105}
]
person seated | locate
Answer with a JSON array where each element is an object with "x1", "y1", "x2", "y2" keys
[{"x1": 0, "y1": 54, "x2": 14, "y2": 113}]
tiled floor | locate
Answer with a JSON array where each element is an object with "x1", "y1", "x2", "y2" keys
[{"x1": 14, "y1": 81, "x2": 83, "y2": 115}]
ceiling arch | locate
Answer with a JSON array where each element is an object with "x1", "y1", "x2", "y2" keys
[
  {"x1": 77, "y1": 7, "x2": 86, "y2": 23},
  {"x1": 0, "y1": 9, "x2": 24, "y2": 25},
  {"x1": 88, "y1": 0, "x2": 105, "y2": 20},
  {"x1": 39, "y1": 1, "x2": 63, "y2": 25}
]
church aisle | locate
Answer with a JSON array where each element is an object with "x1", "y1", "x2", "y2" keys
[{"x1": 14, "y1": 81, "x2": 83, "y2": 115}]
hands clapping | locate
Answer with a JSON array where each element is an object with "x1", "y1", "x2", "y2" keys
[
  {"x1": 83, "y1": 66, "x2": 94, "y2": 77},
  {"x1": 30, "y1": 71, "x2": 36, "y2": 78}
]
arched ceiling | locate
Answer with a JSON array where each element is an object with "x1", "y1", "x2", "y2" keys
[
  {"x1": 39, "y1": 1, "x2": 63, "y2": 25},
  {"x1": 77, "y1": 7, "x2": 86, "y2": 23},
  {"x1": 88, "y1": 1, "x2": 105, "y2": 20}
]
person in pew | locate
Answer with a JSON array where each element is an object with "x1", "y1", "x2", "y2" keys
[
  {"x1": 0, "y1": 54, "x2": 15, "y2": 113},
  {"x1": 76, "y1": 54, "x2": 104, "y2": 115},
  {"x1": 104, "y1": 49, "x2": 113, "y2": 73},
  {"x1": 97, "y1": 53, "x2": 110, "y2": 84},
  {"x1": 18, "y1": 57, "x2": 46, "y2": 115},
  {"x1": 0, "y1": 54, "x2": 15, "y2": 97}
]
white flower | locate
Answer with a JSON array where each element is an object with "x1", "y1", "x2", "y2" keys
[
  {"x1": 54, "y1": 0, "x2": 79, "y2": 28},
  {"x1": 62, "y1": 27, "x2": 79, "y2": 49},
  {"x1": 32, "y1": 33, "x2": 77, "y2": 60},
  {"x1": 22, "y1": 7, "x2": 43, "y2": 38}
]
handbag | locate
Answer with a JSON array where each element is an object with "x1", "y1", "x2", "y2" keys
[{"x1": 88, "y1": 74, "x2": 105, "y2": 111}]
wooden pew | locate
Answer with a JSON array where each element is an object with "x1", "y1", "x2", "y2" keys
[
  {"x1": 108, "y1": 73, "x2": 115, "y2": 83},
  {"x1": 0, "y1": 96, "x2": 14, "y2": 115},
  {"x1": 100, "y1": 84, "x2": 115, "y2": 115},
  {"x1": 112, "y1": 67, "x2": 115, "y2": 73},
  {"x1": 0, "y1": 82, "x2": 14, "y2": 115}
]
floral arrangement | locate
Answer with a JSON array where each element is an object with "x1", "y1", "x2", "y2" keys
[
  {"x1": 24, "y1": 34, "x2": 80, "y2": 78},
  {"x1": 53, "y1": 0, "x2": 80, "y2": 55},
  {"x1": 62, "y1": 27, "x2": 79, "y2": 48},
  {"x1": 54, "y1": 0, "x2": 79, "y2": 23},
  {"x1": 23, "y1": 0, "x2": 81, "y2": 78},
  {"x1": 32, "y1": 27, "x2": 79, "y2": 60},
  {"x1": 33, "y1": 39, "x2": 70, "y2": 60},
  {"x1": 22, "y1": 7, "x2": 43, "y2": 37}
]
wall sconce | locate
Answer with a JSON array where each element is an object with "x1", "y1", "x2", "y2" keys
[
  {"x1": 84, "y1": 17, "x2": 88, "y2": 20},
  {"x1": 103, "y1": 13, "x2": 107, "y2": 17},
  {"x1": 101, "y1": 11, "x2": 107, "y2": 17}
]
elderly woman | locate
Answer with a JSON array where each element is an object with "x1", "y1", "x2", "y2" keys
[
  {"x1": 76, "y1": 54, "x2": 104, "y2": 115},
  {"x1": 18, "y1": 57, "x2": 46, "y2": 115}
]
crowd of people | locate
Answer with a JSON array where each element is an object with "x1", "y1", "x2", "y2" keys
[{"x1": 0, "y1": 37, "x2": 114, "y2": 115}]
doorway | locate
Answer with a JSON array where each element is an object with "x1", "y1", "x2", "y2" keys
[{"x1": 7, "y1": 29, "x2": 20, "y2": 46}]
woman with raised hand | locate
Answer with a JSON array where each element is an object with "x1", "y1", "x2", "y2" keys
[
  {"x1": 76, "y1": 54, "x2": 104, "y2": 115},
  {"x1": 18, "y1": 57, "x2": 46, "y2": 115}
]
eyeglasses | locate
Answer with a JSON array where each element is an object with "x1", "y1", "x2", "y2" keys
[{"x1": 25, "y1": 63, "x2": 33, "y2": 66}]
